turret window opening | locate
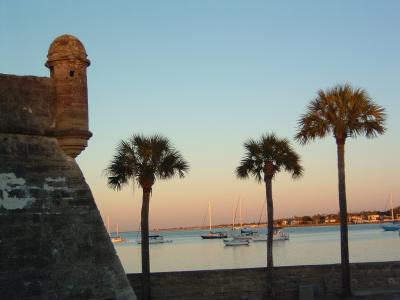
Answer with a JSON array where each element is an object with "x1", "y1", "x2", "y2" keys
[{"x1": 69, "y1": 70, "x2": 75, "y2": 77}]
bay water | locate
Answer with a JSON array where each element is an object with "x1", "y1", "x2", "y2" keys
[{"x1": 113, "y1": 223, "x2": 399, "y2": 273}]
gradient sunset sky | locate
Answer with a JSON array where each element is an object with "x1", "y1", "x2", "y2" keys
[{"x1": 1, "y1": 1, "x2": 399, "y2": 230}]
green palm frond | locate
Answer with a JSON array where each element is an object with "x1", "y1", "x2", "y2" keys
[
  {"x1": 295, "y1": 84, "x2": 386, "y2": 144},
  {"x1": 105, "y1": 134, "x2": 189, "y2": 190},
  {"x1": 236, "y1": 133, "x2": 303, "y2": 182}
]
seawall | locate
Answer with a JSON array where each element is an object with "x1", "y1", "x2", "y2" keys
[{"x1": 127, "y1": 261, "x2": 400, "y2": 299}]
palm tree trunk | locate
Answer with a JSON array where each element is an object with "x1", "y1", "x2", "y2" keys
[
  {"x1": 265, "y1": 178, "x2": 274, "y2": 269},
  {"x1": 336, "y1": 141, "x2": 351, "y2": 296},
  {"x1": 265, "y1": 177, "x2": 274, "y2": 298},
  {"x1": 141, "y1": 187, "x2": 151, "y2": 300}
]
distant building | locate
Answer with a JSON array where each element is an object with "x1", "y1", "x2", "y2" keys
[
  {"x1": 367, "y1": 214, "x2": 380, "y2": 222},
  {"x1": 350, "y1": 215, "x2": 364, "y2": 224},
  {"x1": 325, "y1": 215, "x2": 338, "y2": 223},
  {"x1": 281, "y1": 219, "x2": 289, "y2": 226}
]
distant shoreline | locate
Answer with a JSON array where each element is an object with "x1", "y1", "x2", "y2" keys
[{"x1": 146, "y1": 220, "x2": 395, "y2": 233}]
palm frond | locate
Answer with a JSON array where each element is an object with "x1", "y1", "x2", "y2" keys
[
  {"x1": 236, "y1": 133, "x2": 303, "y2": 183},
  {"x1": 105, "y1": 133, "x2": 189, "y2": 191},
  {"x1": 296, "y1": 84, "x2": 386, "y2": 144}
]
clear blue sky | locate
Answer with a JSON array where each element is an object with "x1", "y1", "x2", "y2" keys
[{"x1": 1, "y1": 1, "x2": 400, "y2": 230}]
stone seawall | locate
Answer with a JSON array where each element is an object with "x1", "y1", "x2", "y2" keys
[{"x1": 127, "y1": 261, "x2": 400, "y2": 299}]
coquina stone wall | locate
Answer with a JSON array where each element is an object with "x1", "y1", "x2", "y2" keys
[
  {"x1": 127, "y1": 261, "x2": 400, "y2": 300},
  {"x1": 0, "y1": 34, "x2": 136, "y2": 300}
]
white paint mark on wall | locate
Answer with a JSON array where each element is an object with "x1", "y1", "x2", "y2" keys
[
  {"x1": 43, "y1": 177, "x2": 72, "y2": 192},
  {"x1": 22, "y1": 107, "x2": 33, "y2": 114},
  {"x1": 0, "y1": 174, "x2": 76, "y2": 210},
  {"x1": 0, "y1": 173, "x2": 36, "y2": 210}
]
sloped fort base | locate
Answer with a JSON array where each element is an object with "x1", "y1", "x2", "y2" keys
[{"x1": 0, "y1": 134, "x2": 135, "y2": 299}]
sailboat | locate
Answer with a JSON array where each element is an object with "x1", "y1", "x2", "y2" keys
[
  {"x1": 135, "y1": 224, "x2": 172, "y2": 244},
  {"x1": 240, "y1": 197, "x2": 259, "y2": 237},
  {"x1": 230, "y1": 196, "x2": 258, "y2": 239},
  {"x1": 200, "y1": 200, "x2": 228, "y2": 239},
  {"x1": 136, "y1": 234, "x2": 172, "y2": 244},
  {"x1": 107, "y1": 216, "x2": 127, "y2": 243},
  {"x1": 251, "y1": 201, "x2": 289, "y2": 241},
  {"x1": 382, "y1": 194, "x2": 400, "y2": 231},
  {"x1": 253, "y1": 227, "x2": 289, "y2": 241}
]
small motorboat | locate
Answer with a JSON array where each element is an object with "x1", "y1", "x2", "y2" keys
[
  {"x1": 382, "y1": 223, "x2": 400, "y2": 231},
  {"x1": 240, "y1": 228, "x2": 259, "y2": 236},
  {"x1": 201, "y1": 231, "x2": 228, "y2": 239},
  {"x1": 231, "y1": 234, "x2": 252, "y2": 240},
  {"x1": 223, "y1": 238, "x2": 250, "y2": 246},
  {"x1": 111, "y1": 235, "x2": 127, "y2": 243},
  {"x1": 136, "y1": 234, "x2": 172, "y2": 244},
  {"x1": 253, "y1": 228, "x2": 289, "y2": 241}
]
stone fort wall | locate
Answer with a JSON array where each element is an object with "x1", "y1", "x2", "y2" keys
[{"x1": 0, "y1": 35, "x2": 136, "y2": 300}]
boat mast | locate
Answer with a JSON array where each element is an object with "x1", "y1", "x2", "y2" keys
[
  {"x1": 232, "y1": 199, "x2": 235, "y2": 230},
  {"x1": 239, "y1": 197, "x2": 243, "y2": 229},
  {"x1": 208, "y1": 200, "x2": 212, "y2": 231},
  {"x1": 257, "y1": 200, "x2": 266, "y2": 227},
  {"x1": 116, "y1": 224, "x2": 119, "y2": 236},
  {"x1": 107, "y1": 216, "x2": 110, "y2": 234},
  {"x1": 390, "y1": 193, "x2": 394, "y2": 222}
]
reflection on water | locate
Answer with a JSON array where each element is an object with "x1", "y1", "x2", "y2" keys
[{"x1": 113, "y1": 224, "x2": 400, "y2": 273}]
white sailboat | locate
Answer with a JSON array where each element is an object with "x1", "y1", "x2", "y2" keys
[
  {"x1": 107, "y1": 217, "x2": 127, "y2": 243},
  {"x1": 253, "y1": 227, "x2": 289, "y2": 241},
  {"x1": 252, "y1": 201, "x2": 289, "y2": 242},
  {"x1": 382, "y1": 193, "x2": 400, "y2": 231},
  {"x1": 135, "y1": 224, "x2": 172, "y2": 244},
  {"x1": 230, "y1": 196, "x2": 259, "y2": 239},
  {"x1": 239, "y1": 197, "x2": 259, "y2": 237},
  {"x1": 201, "y1": 200, "x2": 228, "y2": 239}
]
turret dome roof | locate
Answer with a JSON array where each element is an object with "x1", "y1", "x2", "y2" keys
[{"x1": 46, "y1": 34, "x2": 90, "y2": 66}]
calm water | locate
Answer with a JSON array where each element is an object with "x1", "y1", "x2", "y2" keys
[{"x1": 113, "y1": 224, "x2": 400, "y2": 273}]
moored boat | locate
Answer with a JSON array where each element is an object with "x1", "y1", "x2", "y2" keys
[
  {"x1": 201, "y1": 231, "x2": 228, "y2": 239},
  {"x1": 111, "y1": 235, "x2": 127, "y2": 243},
  {"x1": 381, "y1": 194, "x2": 399, "y2": 231},
  {"x1": 382, "y1": 224, "x2": 400, "y2": 231},
  {"x1": 223, "y1": 237, "x2": 250, "y2": 246},
  {"x1": 107, "y1": 217, "x2": 127, "y2": 243},
  {"x1": 253, "y1": 228, "x2": 289, "y2": 241},
  {"x1": 201, "y1": 200, "x2": 228, "y2": 239},
  {"x1": 136, "y1": 234, "x2": 172, "y2": 244},
  {"x1": 240, "y1": 227, "x2": 259, "y2": 236},
  {"x1": 229, "y1": 197, "x2": 259, "y2": 239}
]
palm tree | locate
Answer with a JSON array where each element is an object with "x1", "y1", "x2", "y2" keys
[
  {"x1": 236, "y1": 133, "x2": 303, "y2": 295},
  {"x1": 295, "y1": 84, "x2": 386, "y2": 296},
  {"x1": 105, "y1": 134, "x2": 189, "y2": 300}
]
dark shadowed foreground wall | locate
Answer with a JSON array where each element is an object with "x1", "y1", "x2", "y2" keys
[
  {"x1": 0, "y1": 72, "x2": 136, "y2": 298},
  {"x1": 127, "y1": 261, "x2": 400, "y2": 300}
]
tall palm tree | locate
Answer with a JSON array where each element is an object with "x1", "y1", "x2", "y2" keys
[
  {"x1": 236, "y1": 133, "x2": 303, "y2": 295},
  {"x1": 105, "y1": 134, "x2": 189, "y2": 300},
  {"x1": 295, "y1": 84, "x2": 386, "y2": 296}
]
